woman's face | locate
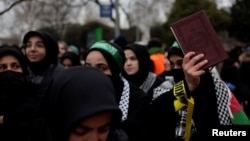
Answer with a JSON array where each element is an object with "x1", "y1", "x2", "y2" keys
[
  {"x1": 62, "y1": 58, "x2": 73, "y2": 69},
  {"x1": 25, "y1": 36, "x2": 46, "y2": 63},
  {"x1": 85, "y1": 51, "x2": 112, "y2": 75},
  {"x1": 68, "y1": 112, "x2": 112, "y2": 141},
  {"x1": 124, "y1": 49, "x2": 139, "y2": 75},
  {"x1": 58, "y1": 42, "x2": 67, "y2": 58},
  {"x1": 0, "y1": 55, "x2": 22, "y2": 73}
]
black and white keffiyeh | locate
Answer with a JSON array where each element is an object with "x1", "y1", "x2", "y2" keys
[
  {"x1": 119, "y1": 76, "x2": 130, "y2": 121},
  {"x1": 152, "y1": 79, "x2": 174, "y2": 101},
  {"x1": 213, "y1": 75, "x2": 233, "y2": 125}
]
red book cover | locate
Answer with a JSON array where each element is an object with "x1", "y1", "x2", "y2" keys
[{"x1": 170, "y1": 10, "x2": 228, "y2": 70}]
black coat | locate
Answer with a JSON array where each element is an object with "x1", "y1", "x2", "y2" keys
[
  {"x1": 120, "y1": 82, "x2": 149, "y2": 141},
  {"x1": 0, "y1": 71, "x2": 44, "y2": 141},
  {"x1": 141, "y1": 71, "x2": 221, "y2": 141}
]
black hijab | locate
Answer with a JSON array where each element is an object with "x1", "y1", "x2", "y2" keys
[
  {"x1": 122, "y1": 43, "x2": 153, "y2": 86},
  {"x1": 166, "y1": 41, "x2": 185, "y2": 83},
  {"x1": 60, "y1": 52, "x2": 81, "y2": 67},
  {"x1": 22, "y1": 31, "x2": 59, "y2": 73},
  {"x1": 0, "y1": 45, "x2": 28, "y2": 75},
  {"x1": 46, "y1": 66, "x2": 122, "y2": 141},
  {"x1": 0, "y1": 45, "x2": 30, "y2": 115}
]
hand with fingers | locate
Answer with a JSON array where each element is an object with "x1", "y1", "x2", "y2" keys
[{"x1": 182, "y1": 52, "x2": 208, "y2": 92}]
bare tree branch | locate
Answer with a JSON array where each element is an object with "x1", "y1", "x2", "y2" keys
[
  {"x1": 0, "y1": 0, "x2": 32, "y2": 15},
  {"x1": 0, "y1": 0, "x2": 173, "y2": 43},
  {"x1": 118, "y1": 2, "x2": 131, "y2": 27},
  {"x1": 69, "y1": 0, "x2": 90, "y2": 8}
]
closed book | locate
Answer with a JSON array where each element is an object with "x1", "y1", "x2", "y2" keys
[{"x1": 170, "y1": 10, "x2": 228, "y2": 70}]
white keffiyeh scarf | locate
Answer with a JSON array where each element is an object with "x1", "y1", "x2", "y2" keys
[{"x1": 119, "y1": 76, "x2": 130, "y2": 121}]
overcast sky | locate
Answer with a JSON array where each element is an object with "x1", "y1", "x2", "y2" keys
[{"x1": 216, "y1": 0, "x2": 235, "y2": 8}]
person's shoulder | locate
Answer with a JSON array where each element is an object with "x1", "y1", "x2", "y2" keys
[
  {"x1": 108, "y1": 128, "x2": 130, "y2": 141},
  {"x1": 148, "y1": 87, "x2": 175, "y2": 113},
  {"x1": 55, "y1": 63, "x2": 65, "y2": 70},
  {"x1": 128, "y1": 82, "x2": 150, "y2": 102},
  {"x1": 146, "y1": 76, "x2": 166, "y2": 94},
  {"x1": 129, "y1": 82, "x2": 146, "y2": 95},
  {"x1": 157, "y1": 71, "x2": 167, "y2": 80},
  {"x1": 154, "y1": 75, "x2": 166, "y2": 85},
  {"x1": 53, "y1": 63, "x2": 65, "y2": 73},
  {"x1": 152, "y1": 86, "x2": 175, "y2": 102}
]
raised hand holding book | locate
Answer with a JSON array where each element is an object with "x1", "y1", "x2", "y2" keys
[{"x1": 170, "y1": 10, "x2": 228, "y2": 70}]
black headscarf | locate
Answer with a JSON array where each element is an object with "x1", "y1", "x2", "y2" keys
[
  {"x1": 0, "y1": 45, "x2": 30, "y2": 115},
  {"x1": 46, "y1": 66, "x2": 122, "y2": 141},
  {"x1": 60, "y1": 52, "x2": 81, "y2": 67},
  {"x1": 113, "y1": 35, "x2": 128, "y2": 50},
  {"x1": 122, "y1": 43, "x2": 153, "y2": 86},
  {"x1": 167, "y1": 41, "x2": 184, "y2": 59},
  {"x1": 22, "y1": 31, "x2": 59, "y2": 73},
  {"x1": 0, "y1": 45, "x2": 28, "y2": 75},
  {"x1": 166, "y1": 41, "x2": 185, "y2": 83}
]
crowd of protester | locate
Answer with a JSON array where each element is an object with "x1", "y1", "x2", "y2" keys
[{"x1": 0, "y1": 30, "x2": 250, "y2": 141}]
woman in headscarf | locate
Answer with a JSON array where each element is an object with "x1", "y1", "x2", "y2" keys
[
  {"x1": 22, "y1": 30, "x2": 65, "y2": 141},
  {"x1": 142, "y1": 41, "x2": 250, "y2": 141},
  {"x1": 45, "y1": 66, "x2": 129, "y2": 141},
  {"x1": 84, "y1": 41, "x2": 148, "y2": 141},
  {"x1": 0, "y1": 45, "x2": 41, "y2": 141},
  {"x1": 60, "y1": 51, "x2": 82, "y2": 68},
  {"x1": 122, "y1": 42, "x2": 165, "y2": 103},
  {"x1": 22, "y1": 30, "x2": 64, "y2": 85}
]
